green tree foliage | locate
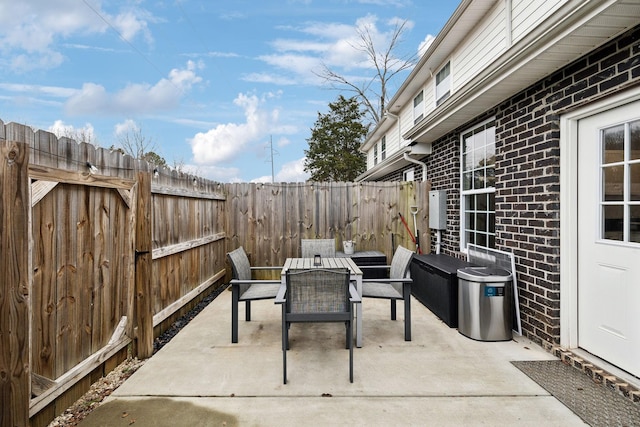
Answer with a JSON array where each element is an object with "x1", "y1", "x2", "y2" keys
[
  {"x1": 304, "y1": 95, "x2": 368, "y2": 182},
  {"x1": 141, "y1": 151, "x2": 167, "y2": 168}
]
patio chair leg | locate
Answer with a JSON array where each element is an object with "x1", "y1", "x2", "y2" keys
[
  {"x1": 404, "y1": 296, "x2": 411, "y2": 341},
  {"x1": 345, "y1": 322, "x2": 349, "y2": 349},
  {"x1": 231, "y1": 285, "x2": 239, "y2": 343},
  {"x1": 390, "y1": 300, "x2": 397, "y2": 320},
  {"x1": 245, "y1": 300, "x2": 251, "y2": 321},
  {"x1": 282, "y1": 311, "x2": 288, "y2": 384},
  {"x1": 348, "y1": 316, "x2": 354, "y2": 383},
  {"x1": 404, "y1": 283, "x2": 411, "y2": 341}
]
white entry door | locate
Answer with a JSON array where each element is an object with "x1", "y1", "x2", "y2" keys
[{"x1": 577, "y1": 100, "x2": 640, "y2": 378}]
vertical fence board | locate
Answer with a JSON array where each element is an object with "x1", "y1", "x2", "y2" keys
[
  {"x1": 135, "y1": 172, "x2": 153, "y2": 358},
  {"x1": 1, "y1": 140, "x2": 30, "y2": 427},
  {"x1": 31, "y1": 130, "x2": 57, "y2": 384}
]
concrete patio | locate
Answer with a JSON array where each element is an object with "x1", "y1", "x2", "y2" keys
[{"x1": 80, "y1": 288, "x2": 587, "y2": 426}]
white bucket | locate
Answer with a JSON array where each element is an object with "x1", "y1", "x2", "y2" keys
[{"x1": 343, "y1": 240, "x2": 355, "y2": 255}]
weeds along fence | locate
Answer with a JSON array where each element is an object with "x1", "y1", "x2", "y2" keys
[{"x1": 0, "y1": 120, "x2": 429, "y2": 426}]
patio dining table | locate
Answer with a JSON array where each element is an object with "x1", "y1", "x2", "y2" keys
[{"x1": 281, "y1": 257, "x2": 363, "y2": 347}]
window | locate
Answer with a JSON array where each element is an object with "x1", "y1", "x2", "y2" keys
[
  {"x1": 404, "y1": 168, "x2": 415, "y2": 182},
  {"x1": 413, "y1": 91, "x2": 424, "y2": 124},
  {"x1": 436, "y1": 62, "x2": 450, "y2": 106},
  {"x1": 460, "y1": 119, "x2": 496, "y2": 250},
  {"x1": 600, "y1": 119, "x2": 640, "y2": 243},
  {"x1": 373, "y1": 145, "x2": 378, "y2": 165},
  {"x1": 381, "y1": 136, "x2": 387, "y2": 161}
]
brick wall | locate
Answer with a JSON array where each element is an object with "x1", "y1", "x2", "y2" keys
[{"x1": 377, "y1": 25, "x2": 640, "y2": 346}]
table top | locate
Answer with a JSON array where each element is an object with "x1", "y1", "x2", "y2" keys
[{"x1": 282, "y1": 257, "x2": 362, "y2": 275}]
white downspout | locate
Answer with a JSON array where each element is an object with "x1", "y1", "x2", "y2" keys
[{"x1": 403, "y1": 152, "x2": 427, "y2": 182}]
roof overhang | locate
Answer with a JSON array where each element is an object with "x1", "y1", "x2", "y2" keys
[
  {"x1": 359, "y1": 0, "x2": 640, "y2": 178},
  {"x1": 405, "y1": 0, "x2": 640, "y2": 145},
  {"x1": 356, "y1": 143, "x2": 432, "y2": 181}
]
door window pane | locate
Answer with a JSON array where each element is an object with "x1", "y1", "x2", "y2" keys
[
  {"x1": 631, "y1": 163, "x2": 640, "y2": 201},
  {"x1": 631, "y1": 120, "x2": 640, "y2": 160},
  {"x1": 630, "y1": 205, "x2": 640, "y2": 243},
  {"x1": 602, "y1": 125, "x2": 624, "y2": 164},
  {"x1": 603, "y1": 165, "x2": 624, "y2": 201},
  {"x1": 603, "y1": 205, "x2": 624, "y2": 241}
]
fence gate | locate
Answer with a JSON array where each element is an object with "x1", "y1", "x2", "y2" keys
[{"x1": 28, "y1": 140, "x2": 138, "y2": 416}]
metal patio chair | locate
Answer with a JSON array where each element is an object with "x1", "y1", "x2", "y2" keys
[
  {"x1": 227, "y1": 246, "x2": 282, "y2": 343},
  {"x1": 301, "y1": 238, "x2": 336, "y2": 258},
  {"x1": 275, "y1": 268, "x2": 361, "y2": 384},
  {"x1": 360, "y1": 245, "x2": 414, "y2": 341}
]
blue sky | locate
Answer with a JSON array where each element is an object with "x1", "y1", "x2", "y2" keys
[{"x1": 0, "y1": 0, "x2": 458, "y2": 182}]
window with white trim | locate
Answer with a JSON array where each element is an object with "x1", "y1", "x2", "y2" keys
[
  {"x1": 436, "y1": 62, "x2": 450, "y2": 106},
  {"x1": 600, "y1": 119, "x2": 640, "y2": 243},
  {"x1": 373, "y1": 144, "x2": 378, "y2": 165},
  {"x1": 381, "y1": 136, "x2": 386, "y2": 161},
  {"x1": 460, "y1": 119, "x2": 496, "y2": 250},
  {"x1": 404, "y1": 168, "x2": 415, "y2": 182},
  {"x1": 413, "y1": 91, "x2": 424, "y2": 124}
]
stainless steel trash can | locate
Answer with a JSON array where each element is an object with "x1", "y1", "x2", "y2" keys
[{"x1": 457, "y1": 267, "x2": 512, "y2": 341}]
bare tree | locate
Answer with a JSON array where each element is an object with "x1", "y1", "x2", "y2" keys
[
  {"x1": 315, "y1": 20, "x2": 417, "y2": 125},
  {"x1": 115, "y1": 126, "x2": 167, "y2": 168},
  {"x1": 53, "y1": 125, "x2": 98, "y2": 145},
  {"x1": 117, "y1": 126, "x2": 155, "y2": 159}
]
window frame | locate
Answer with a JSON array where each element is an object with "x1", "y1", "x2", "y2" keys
[
  {"x1": 459, "y1": 118, "x2": 496, "y2": 252},
  {"x1": 381, "y1": 136, "x2": 386, "y2": 161},
  {"x1": 436, "y1": 61, "x2": 451, "y2": 106},
  {"x1": 598, "y1": 119, "x2": 640, "y2": 244},
  {"x1": 403, "y1": 168, "x2": 415, "y2": 182},
  {"x1": 413, "y1": 91, "x2": 424, "y2": 124}
]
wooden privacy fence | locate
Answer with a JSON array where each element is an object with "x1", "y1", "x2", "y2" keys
[
  {"x1": 225, "y1": 181, "x2": 430, "y2": 270},
  {"x1": 0, "y1": 121, "x2": 228, "y2": 426},
  {"x1": 0, "y1": 120, "x2": 429, "y2": 426}
]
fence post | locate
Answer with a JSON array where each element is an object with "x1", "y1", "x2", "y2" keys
[
  {"x1": 134, "y1": 171, "x2": 153, "y2": 358},
  {"x1": 0, "y1": 140, "x2": 30, "y2": 426}
]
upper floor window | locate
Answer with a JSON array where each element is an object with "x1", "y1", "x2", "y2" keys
[
  {"x1": 460, "y1": 119, "x2": 496, "y2": 251},
  {"x1": 374, "y1": 144, "x2": 378, "y2": 165},
  {"x1": 436, "y1": 62, "x2": 451, "y2": 106},
  {"x1": 381, "y1": 136, "x2": 387, "y2": 161},
  {"x1": 413, "y1": 91, "x2": 424, "y2": 124}
]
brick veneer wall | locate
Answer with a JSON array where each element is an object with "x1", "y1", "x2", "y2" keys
[{"x1": 376, "y1": 25, "x2": 640, "y2": 346}]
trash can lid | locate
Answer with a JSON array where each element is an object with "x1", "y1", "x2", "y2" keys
[{"x1": 456, "y1": 266, "x2": 512, "y2": 282}]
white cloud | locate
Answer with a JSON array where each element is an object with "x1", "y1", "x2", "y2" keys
[
  {"x1": 256, "y1": 14, "x2": 416, "y2": 84},
  {"x1": 114, "y1": 119, "x2": 139, "y2": 136},
  {"x1": 0, "y1": 0, "x2": 155, "y2": 72},
  {"x1": 189, "y1": 92, "x2": 274, "y2": 165},
  {"x1": 418, "y1": 34, "x2": 435, "y2": 57},
  {"x1": 65, "y1": 61, "x2": 202, "y2": 115},
  {"x1": 48, "y1": 119, "x2": 96, "y2": 142},
  {"x1": 251, "y1": 158, "x2": 309, "y2": 183}
]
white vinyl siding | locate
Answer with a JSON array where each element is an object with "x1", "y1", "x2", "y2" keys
[
  {"x1": 511, "y1": 0, "x2": 566, "y2": 44},
  {"x1": 452, "y1": 1, "x2": 506, "y2": 93}
]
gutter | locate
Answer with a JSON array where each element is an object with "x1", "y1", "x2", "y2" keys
[{"x1": 403, "y1": 151, "x2": 427, "y2": 182}]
